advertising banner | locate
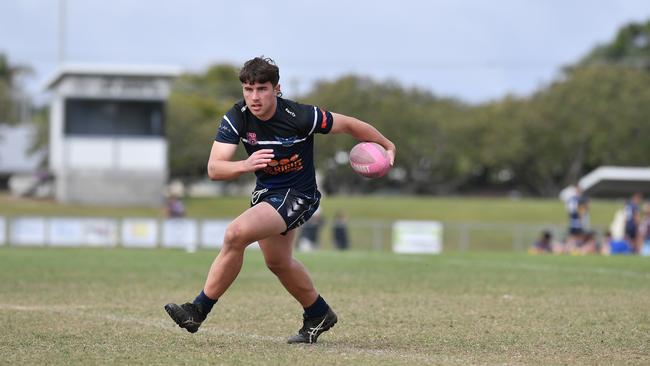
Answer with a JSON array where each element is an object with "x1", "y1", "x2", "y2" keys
[
  {"x1": 121, "y1": 218, "x2": 158, "y2": 248},
  {"x1": 200, "y1": 220, "x2": 259, "y2": 250},
  {"x1": 392, "y1": 220, "x2": 443, "y2": 254},
  {"x1": 200, "y1": 220, "x2": 228, "y2": 249},
  {"x1": 48, "y1": 218, "x2": 85, "y2": 246},
  {"x1": 162, "y1": 219, "x2": 198, "y2": 252},
  {"x1": 10, "y1": 217, "x2": 47, "y2": 246},
  {"x1": 83, "y1": 218, "x2": 118, "y2": 247}
]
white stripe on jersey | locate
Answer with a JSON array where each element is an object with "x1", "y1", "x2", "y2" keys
[
  {"x1": 238, "y1": 106, "x2": 318, "y2": 146},
  {"x1": 223, "y1": 115, "x2": 239, "y2": 135},
  {"x1": 308, "y1": 106, "x2": 318, "y2": 136},
  {"x1": 241, "y1": 137, "x2": 310, "y2": 145}
]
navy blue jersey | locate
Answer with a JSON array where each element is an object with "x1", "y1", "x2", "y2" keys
[
  {"x1": 624, "y1": 201, "x2": 640, "y2": 229},
  {"x1": 215, "y1": 97, "x2": 333, "y2": 192}
]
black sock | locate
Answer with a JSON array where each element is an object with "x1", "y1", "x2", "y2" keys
[
  {"x1": 193, "y1": 290, "x2": 217, "y2": 315},
  {"x1": 303, "y1": 295, "x2": 329, "y2": 319}
]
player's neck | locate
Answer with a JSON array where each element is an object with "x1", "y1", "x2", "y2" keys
[{"x1": 256, "y1": 97, "x2": 278, "y2": 121}]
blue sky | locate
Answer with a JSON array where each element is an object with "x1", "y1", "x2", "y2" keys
[{"x1": 1, "y1": 0, "x2": 649, "y2": 103}]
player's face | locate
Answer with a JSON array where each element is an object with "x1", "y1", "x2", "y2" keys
[{"x1": 242, "y1": 81, "x2": 279, "y2": 121}]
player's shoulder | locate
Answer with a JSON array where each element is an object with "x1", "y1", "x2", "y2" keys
[
  {"x1": 231, "y1": 99, "x2": 248, "y2": 115},
  {"x1": 278, "y1": 98, "x2": 316, "y2": 120},
  {"x1": 223, "y1": 99, "x2": 247, "y2": 123}
]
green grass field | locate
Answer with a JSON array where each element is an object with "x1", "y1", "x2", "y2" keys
[{"x1": 1, "y1": 247, "x2": 648, "y2": 365}]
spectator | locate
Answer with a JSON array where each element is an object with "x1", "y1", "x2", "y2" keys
[
  {"x1": 165, "y1": 195, "x2": 186, "y2": 218},
  {"x1": 332, "y1": 210, "x2": 349, "y2": 250},
  {"x1": 530, "y1": 230, "x2": 554, "y2": 254},
  {"x1": 297, "y1": 207, "x2": 323, "y2": 251},
  {"x1": 565, "y1": 185, "x2": 588, "y2": 252},
  {"x1": 623, "y1": 192, "x2": 643, "y2": 253},
  {"x1": 639, "y1": 203, "x2": 650, "y2": 256},
  {"x1": 576, "y1": 230, "x2": 598, "y2": 255}
]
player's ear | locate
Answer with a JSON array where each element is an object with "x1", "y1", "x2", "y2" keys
[{"x1": 275, "y1": 84, "x2": 282, "y2": 97}]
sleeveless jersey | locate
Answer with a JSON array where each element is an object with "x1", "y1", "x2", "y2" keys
[{"x1": 215, "y1": 97, "x2": 333, "y2": 193}]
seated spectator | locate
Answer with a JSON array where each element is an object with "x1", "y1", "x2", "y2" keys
[
  {"x1": 165, "y1": 195, "x2": 186, "y2": 218},
  {"x1": 576, "y1": 230, "x2": 598, "y2": 255},
  {"x1": 530, "y1": 230, "x2": 556, "y2": 254}
]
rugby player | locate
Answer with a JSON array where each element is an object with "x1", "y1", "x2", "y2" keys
[{"x1": 165, "y1": 56, "x2": 396, "y2": 344}]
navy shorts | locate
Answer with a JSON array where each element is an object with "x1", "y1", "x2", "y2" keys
[
  {"x1": 250, "y1": 187, "x2": 321, "y2": 234},
  {"x1": 625, "y1": 223, "x2": 637, "y2": 240}
]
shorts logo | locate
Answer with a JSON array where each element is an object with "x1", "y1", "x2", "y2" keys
[{"x1": 247, "y1": 132, "x2": 258, "y2": 145}]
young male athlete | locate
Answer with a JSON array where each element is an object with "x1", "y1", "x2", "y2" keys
[{"x1": 164, "y1": 57, "x2": 396, "y2": 344}]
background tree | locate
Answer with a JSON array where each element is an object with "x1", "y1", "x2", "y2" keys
[
  {"x1": 147, "y1": 18, "x2": 650, "y2": 197},
  {"x1": 579, "y1": 19, "x2": 650, "y2": 69},
  {"x1": 166, "y1": 64, "x2": 242, "y2": 177},
  {"x1": 303, "y1": 76, "x2": 468, "y2": 194},
  {"x1": 0, "y1": 53, "x2": 32, "y2": 124}
]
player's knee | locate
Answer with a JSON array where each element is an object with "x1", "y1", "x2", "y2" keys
[
  {"x1": 265, "y1": 258, "x2": 291, "y2": 275},
  {"x1": 223, "y1": 223, "x2": 248, "y2": 251}
]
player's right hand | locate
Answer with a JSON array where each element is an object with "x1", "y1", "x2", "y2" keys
[{"x1": 244, "y1": 149, "x2": 274, "y2": 172}]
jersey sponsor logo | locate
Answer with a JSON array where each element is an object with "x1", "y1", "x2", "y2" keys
[
  {"x1": 285, "y1": 107, "x2": 296, "y2": 117},
  {"x1": 247, "y1": 132, "x2": 258, "y2": 145},
  {"x1": 263, "y1": 154, "x2": 303, "y2": 175},
  {"x1": 275, "y1": 136, "x2": 298, "y2": 147}
]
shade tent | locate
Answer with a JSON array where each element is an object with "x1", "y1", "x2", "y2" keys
[{"x1": 578, "y1": 166, "x2": 650, "y2": 198}]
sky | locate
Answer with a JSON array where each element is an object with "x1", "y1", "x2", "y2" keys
[{"x1": 1, "y1": 0, "x2": 649, "y2": 104}]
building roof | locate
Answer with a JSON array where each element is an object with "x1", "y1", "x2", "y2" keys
[
  {"x1": 579, "y1": 166, "x2": 650, "y2": 198},
  {"x1": 45, "y1": 63, "x2": 183, "y2": 90}
]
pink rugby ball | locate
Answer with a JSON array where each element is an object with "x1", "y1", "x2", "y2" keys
[{"x1": 349, "y1": 142, "x2": 391, "y2": 178}]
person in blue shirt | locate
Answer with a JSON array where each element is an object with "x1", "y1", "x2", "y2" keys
[{"x1": 164, "y1": 57, "x2": 396, "y2": 344}]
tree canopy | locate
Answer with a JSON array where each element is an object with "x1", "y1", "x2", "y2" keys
[
  {"x1": 163, "y1": 19, "x2": 650, "y2": 196},
  {"x1": 0, "y1": 54, "x2": 31, "y2": 124},
  {"x1": 14, "y1": 18, "x2": 650, "y2": 197}
]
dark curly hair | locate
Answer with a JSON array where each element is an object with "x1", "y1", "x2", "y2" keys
[{"x1": 239, "y1": 56, "x2": 280, "y2": 86}]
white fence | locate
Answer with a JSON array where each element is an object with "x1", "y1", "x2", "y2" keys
[
  {"x1": 0, "y1": 216, "x2": 593, "y2": 252},
  {"x1": 0, "y1": 216, "x2": 232, "y2": 252}
]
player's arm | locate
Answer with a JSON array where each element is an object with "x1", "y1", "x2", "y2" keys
[
  {"x1": 330, "y1": 112, "x2": 396, "y2": 165},
  {"x1": 207, "y1": 141, "x2": 274, "y2": 181}
]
